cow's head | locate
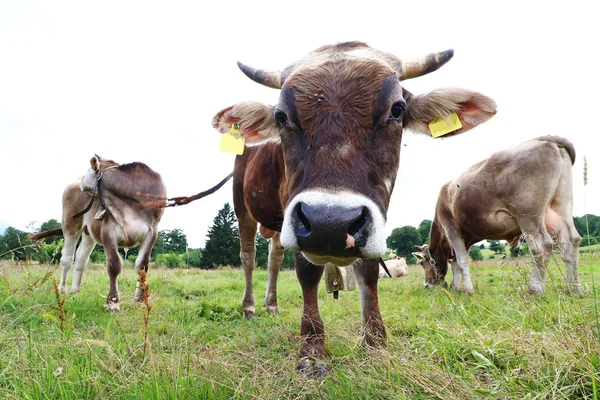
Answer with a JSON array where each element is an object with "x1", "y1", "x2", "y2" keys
[
  {"x1": 412, "y1": 244, "x2": 448, "y2": 288},
  {"x1": 81, "y1": 155, "x2": 119, "y2": 195},
  {"x1": 213, "y1": 42, "x2": 496, "y2": 266}
]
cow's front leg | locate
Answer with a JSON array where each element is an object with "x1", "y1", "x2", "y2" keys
[
  {"x1": 354, "y1": 259, "x2": 386, "y2": 348},
  {"x1": 264, "y1": 232, "x2": 284, "y2": 315},
  {"x1": 134, "y1": 228, "x2": 158, "y2": 302},
  {"x1": 295, "y1": 253, "x2": 326, "y2": 375},
  {"x1": 238, "y1": 214, "x2": 258, "y2": 318}
]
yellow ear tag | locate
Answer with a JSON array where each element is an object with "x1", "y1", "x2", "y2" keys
[
  {"x1": 428, "y1": 112, "x2": 463, "y2": 138},
  {"x1": 219, "y1": 122, "x2": 245, "y2": 155}
]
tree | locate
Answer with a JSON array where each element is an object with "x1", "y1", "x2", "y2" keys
[
  {"x1": 0, "y1": 227, "x2": 37, "y2": 260},
  {"x1": 417, "y1": 220, "x2": 432, "y2": 244},
  {"x1": 469, "y1": 246, "x2": 483, "y2": 261},
  {"x1": 574, "y1": 214, "x2": 600, "y2": 246},
  {"x1": 255, "y1": 234, "x2": 269, "y2": 268},
  {"x1": 201, "y1": 203, "x2": 241, "y2": 268},
  {"x1": 488, "y1": 240, "x2": 506, "y2": 255},
  {"x1": 162, "y1": 229, "x2": 188, "y2": 254},
  {"x1": 387, "y1": 226, "x2": 422, "y2": 262}
]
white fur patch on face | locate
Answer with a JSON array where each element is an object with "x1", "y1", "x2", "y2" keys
[
  {"x1": 80, "y1": 169, "x2": 97, "y2": 195},
  {"x1": 344, "y1": 48, "x2": 384, "y2": 62},
  {"x1": 280, "y1": 189, "x2": 387, "y2": 265},
  {"x1": 385, "y1": 178, "x2": 393, "y2": 193}
]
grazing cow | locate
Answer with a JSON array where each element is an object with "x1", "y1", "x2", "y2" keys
[
  {"x1": 30, "y1": 155, "x2": 166, "y2": 311},
  {"x1": 213, "y1": 41, "x2": 496, "y2": 371},
  {"x1": 379, "y1": 256, "x2": 408, "y2": 278},
  {"x1": 412, "y1": 136, "x2": 581, "y2": 295}
]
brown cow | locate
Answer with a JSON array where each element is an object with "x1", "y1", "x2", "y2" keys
[
  {"x1": 412, "y1": 136, "x2": 581, "y2": 295},
  {"x1": 213, "y1": 42, "x2": 496, "y2": 372},
  {"x1": 31, "y1": 155, "x2": 166, "y2": 311}
]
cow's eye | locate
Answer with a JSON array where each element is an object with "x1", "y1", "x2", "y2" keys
[
  {"x1": 390, "y1": 102, "x2": 405, "y2": 120},
  {"x1": 274, "y1": 110, "x2": 288, "y2": 126}
]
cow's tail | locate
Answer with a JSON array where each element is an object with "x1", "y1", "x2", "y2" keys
[
  {"x1": 30, "y1": 228, "x2": 64, "y2": 241},
  {"x1": 535, "y1": 136, "x2": 576, "y2": 165}
]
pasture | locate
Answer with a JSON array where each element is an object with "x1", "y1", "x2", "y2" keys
[{"x1": 1, "y1": 256, "x2": 599, "y2": 399}]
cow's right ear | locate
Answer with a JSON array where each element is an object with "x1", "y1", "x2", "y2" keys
[
  {"x1": 212, "y1": 102, "x2": 279, "y2": 145},
  {"x1": 90, "y1": 156, "x2": 100, "y2": 172},
  {"x1": 412, "y1": 251, "x2": 425, "y2": 260}
]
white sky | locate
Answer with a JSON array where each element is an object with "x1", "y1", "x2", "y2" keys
[{"x1": 1, "y1": 1, "x2": 599, "y2": 248}]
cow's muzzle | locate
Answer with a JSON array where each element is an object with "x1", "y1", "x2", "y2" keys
[
  {"x1": 292, "y1": 202, "x2": 370, "y2": 257},
  {"x1": 280, "y1": 190, "x2": 387, "y2": 265}
]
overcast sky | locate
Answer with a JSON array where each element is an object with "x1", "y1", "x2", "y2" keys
[{"x1": 1, "y1": 1, "x2": 598, "y2": 248}]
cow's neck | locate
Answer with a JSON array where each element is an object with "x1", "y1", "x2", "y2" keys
[{"x1": 429, "y1": 219, "x2": 450, "y2": 278}]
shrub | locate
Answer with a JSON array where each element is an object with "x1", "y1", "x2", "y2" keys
[
  {"x1": 186, "y1": 249, "x2": 203, "y2": 268},
  {"x1": 156, "y1": 253, "x2": 185, "y2": 269},
  {"x1": 37, "y1": 239, "x2": 64, "y2": 264},
  {"x1": 90, "y1": 251, "x2": 106, "y2": 263},
  {"x1": 469, "y1": 246, "x2": 484, "y2": 261}
]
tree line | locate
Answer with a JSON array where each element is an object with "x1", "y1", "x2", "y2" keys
[
  {"x1": 386, "y1": 214, "x2": 600, "y2": 264},
  {"x1": 2, "y1": 210, "x2": 599, "y2": 268}
]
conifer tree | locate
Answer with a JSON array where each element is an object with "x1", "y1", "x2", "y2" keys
[{"x1": 201, "y1": 203, "x2": 241, "y2": 268}]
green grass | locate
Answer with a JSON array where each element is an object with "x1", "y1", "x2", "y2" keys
[
  {"x1": 581, "y1": 244, "x2": 600, "y2": 254},
  {"x1": 1, "y1": 255, "x2": 599, "y2": 399}
]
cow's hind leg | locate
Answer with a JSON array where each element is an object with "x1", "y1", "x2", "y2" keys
[
  {"x1": 103, "y1": 238, "x2": 123, "y2": 312},
  {"x1": 264, "y1": 232, "x2": 284, "y2": 315},
  {"x1": 59, "y1": 230, "x2": 81, "y2": 294},
  {"x1": 520, "y1": 219, "x2": 554, "y2": 295},
  {"x1": 444, "y1": 230, "x2": 473, "y2": 293},
  {"x1": 450, "y1": 260, "x2": 461, "y2": 290},
  {"x1": 135, "y1": 228, "x2": 158, "y2": 302},
  {"x1": 70, "y1": 232, "x2": 96, "y2": 293},
  {"x1": 354, "y1": 259, "x2": 386, "y2": 348},
  {"x1": 296, "y1": 254, "x2": 326, "y2": 376},
  {"x1": 557, "y1": 219, "x2": 582, "y2": 295},
  {"x1": 238, "y1": 214, "x2": 258, "y2": 318}
]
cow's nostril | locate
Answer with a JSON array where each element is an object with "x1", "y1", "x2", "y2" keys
[
  {"x1": 295, "y1": 203, "x2": 312, "y2": 237},
  {"x1": 347, "y1": 207, "x2": 369, "y2": 236}
]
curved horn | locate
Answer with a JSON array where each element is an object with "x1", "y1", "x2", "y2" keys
[
  {"x1": 414, "y1": 244, "x2": 427, "y2": 251},
  {"x1": 399, "y1": 49, "x2": 454, "y2": 81},
  {"x1": 237, "y1": 61, "x2": 283, "y2": 89}
]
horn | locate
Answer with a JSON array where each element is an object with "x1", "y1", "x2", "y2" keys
[
  {"x1": 414, "y1": 244, "x2": 427, "y2": 251},
  {"x1": 237, "y1": 61, "x2": 283, "y2": 89},
  {"x1": 399, "y1": 49, "x2": 454, "y2": 81}
]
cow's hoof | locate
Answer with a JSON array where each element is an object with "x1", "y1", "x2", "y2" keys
[
  {"x1": 265, "y1": 305, "x2": 279, "y2": 316},
  {"x1": 105, "y1": 295, "x2": 120, "y2": 312},
  {"x1": 243, "y1": 309, "x2": 255, "y2": 319},
  {"x1": 528, "y1": 284, "x2": 544, "y2": 295},
  {"x1": 297, "y1": 356, "x2": 327, "y2": 378},
  {"x1": 105, "y1": 302, "x2": 120, "y2": 312},
  {"x1": 565, "y1": 285, "x2": 583, "y2": 297}
]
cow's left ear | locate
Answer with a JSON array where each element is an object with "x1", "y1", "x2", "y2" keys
[
  {"x1": 90, "y1": 155, "x2": 100, "y2": 172},
  {"x1": 212, "y1": 102, "x2": 279, "y2": 145},
  {"x1": 404, "y1": 88, "x2": 497, "y2": 137},
  {"x1": 412, "y1": 251, "x2": 425, "y2": 260}
]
